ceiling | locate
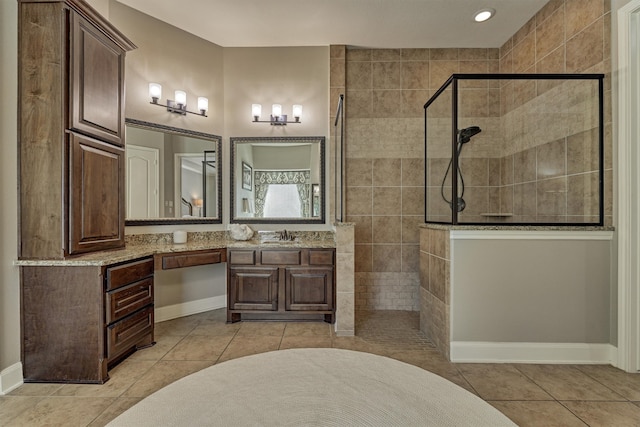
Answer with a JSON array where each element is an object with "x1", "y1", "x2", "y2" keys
[{"x1": 115, "y1": 0, "x2": 550, "y2": 49}]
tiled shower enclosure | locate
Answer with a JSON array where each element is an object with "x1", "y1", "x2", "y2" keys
[{"x1": 425, "y1": 74, "x2": 604, "y2": 225}]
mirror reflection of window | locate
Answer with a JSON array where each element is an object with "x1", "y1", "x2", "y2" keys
[
  {"x1": 263, "y1": 184, "x2": 302, "y2": 217},
  {"x1": 230, "y1": 136, "x2": 325, "y2": 224}
]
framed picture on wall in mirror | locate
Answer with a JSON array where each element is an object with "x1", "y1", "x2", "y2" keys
[{"x1": 242, "y1": 161, "x2": 252, "y2": 191}]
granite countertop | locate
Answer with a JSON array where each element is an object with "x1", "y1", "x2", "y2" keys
[
  {"x1": 421, "y1": 223, "x2": 615, "y2": 231},
  {"x1": 15, "y1": 230, "x2": 336, "y2": 267}
]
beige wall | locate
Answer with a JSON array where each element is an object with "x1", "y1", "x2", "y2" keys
[
  {"x1": 452, "y1": 236, "x2": 612, "y2": 344},
  {"x1": 0, "y1": 0, "x2": 19, "y2": 380},
  {"x1": 223, "y1": 47, "x2": 329, "y2": 139},
  {"x1": 110, "y1": 1, "x2": 224, "y2": 136},
  {"x1": 223, "y1": 47, "x2": 330, "y2": 228}
]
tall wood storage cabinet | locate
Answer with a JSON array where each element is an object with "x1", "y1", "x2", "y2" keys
[
  {"x1": 18, "y1": 0, "x2": 136, "y2": 259},
  {"x1": 18, "y1": 0, "x2": 144, "y2": 384}
]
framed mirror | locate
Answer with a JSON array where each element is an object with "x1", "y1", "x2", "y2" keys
[
  {"x1": 230, "y1": 136, "x2": 325, "y2": 224},
  {"x1": 124, "y1": 118, "x2": 222, "y2": 225}
]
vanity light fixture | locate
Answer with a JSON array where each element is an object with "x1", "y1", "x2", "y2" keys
[
  {"x1": 473, "y1": 8, "x2": 495, "y2": 22},
  {"x1": 193, "y1": 198, "x2": 203, "y2": 217},
  {"x1": 148, "y1": 83, "x2": 208, "y2": 117},
  {"x1": 252, "y1": 103, "x2": 302, "y2": 125}
]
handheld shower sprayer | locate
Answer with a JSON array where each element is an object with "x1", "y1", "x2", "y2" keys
[
  {"x1": 440, "y1": 126, "x2": 482, "y2": 213},
  {"x1": 458, "y1": 126, "x2": 481, "y2": 144}
]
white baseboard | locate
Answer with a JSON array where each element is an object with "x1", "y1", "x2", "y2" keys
[
  {"x1": 450, "y1": 341, "x2": 617, "y2": 364},
  {"x1": 0, "y1": 362, "x2": 23, "y2": 395},
  {"x1": 155, "y1": 295, "x2": 227, "y2": 323}
]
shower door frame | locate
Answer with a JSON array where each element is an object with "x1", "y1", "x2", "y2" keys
[{"x1": 424, "y1": 73, "x2": 605, "y2": 227}]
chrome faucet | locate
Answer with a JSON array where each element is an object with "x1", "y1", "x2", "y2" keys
[{"x1": 278, "y1": 230, "x2": 295, "y2": 241}]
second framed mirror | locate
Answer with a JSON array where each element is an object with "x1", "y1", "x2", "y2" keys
[{"x1": 230, "y1": 136, "x2": 325, "y2": 224}]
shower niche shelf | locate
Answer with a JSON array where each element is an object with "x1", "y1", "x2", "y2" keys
[{"x1": 480, "y1": 213, "x2": 513, "y2": 218}]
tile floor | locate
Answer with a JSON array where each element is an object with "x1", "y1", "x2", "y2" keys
[{"x1": 1, "y1": 309, "x2": 639, "y2": 426}]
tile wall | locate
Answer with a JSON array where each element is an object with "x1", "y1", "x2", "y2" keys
[
  {"x1": 334, "y1": 0, "x2": 613, "y2": 312},
  {"x1": 495, "y1": 0, "x2": 613, "y2": 225},
  {"x1": 419, "y1": 226, "x2": 451, "y2": 359},
  {"x1": 344, "y1": 48, "x2": 499, "y2": 311},
  {"x1": 427, "y1": 78, "x2": 606, "y2": 224}
]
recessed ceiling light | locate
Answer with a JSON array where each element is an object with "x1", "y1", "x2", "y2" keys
[{"x1": 474, "y1": 8, "x2": 495, "y2": 23}]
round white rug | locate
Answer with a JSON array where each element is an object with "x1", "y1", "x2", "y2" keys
[{"x1": 108, "y1": 348, "x2": 516, "y2": 426}]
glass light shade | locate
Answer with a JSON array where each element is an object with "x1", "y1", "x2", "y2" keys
[
  {"x1": 175, "y1": 90, "x2": 187, "y2": 105},
  {"x1": 292, "y1": 104, "x2": 303, "y2": 119},
  {"x1": 474, "y1": 8, "x2": 494, "y2": 22},
  {"x1": 271, "y1": 104, "x2": 282, "y2": 117},
  {"x1": 149, "y1": 83, "x2": 162, "y2": 100},
  {"x1": 252, "y1": 103, "x2": 262, "y2": 118},
  {"x1": 197, "y1": 97, "x2": 208, "y2": 112}
]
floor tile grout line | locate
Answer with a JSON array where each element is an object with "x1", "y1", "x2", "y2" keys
[
  {"x1": 511, "y1": 364, "x2": 628, "y2": 403},
  {"x1": 573, "y1": 365, "x2": 634, "y2": 403}
]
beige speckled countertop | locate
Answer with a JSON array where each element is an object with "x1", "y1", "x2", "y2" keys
[
  {"x1": 421, "y1": 223, "x2": 614, "y2": 231},
  {"x1": 15, "y1": 230, "x2": 336, "y2": 267}
]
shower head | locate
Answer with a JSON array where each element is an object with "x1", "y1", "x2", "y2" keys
[{"x1": 458, "y1": 126, "x2": 481, "y2": 144}]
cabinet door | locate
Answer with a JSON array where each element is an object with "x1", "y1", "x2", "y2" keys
[
  {"x1": 70, "y1": 12, "x2": 126, "y2": 146},
  {"x1": 228, "y1": 267, "x2": 279, "y2": 311},
  {"x1": 285, "y1": 267, "x2": 334, "y2": 311},
  {"x1": 68, "y1": 133, "x2": 125, "y2": 254}
]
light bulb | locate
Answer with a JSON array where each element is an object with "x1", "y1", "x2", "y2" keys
[
  {"x1": 271, "y1": 104, "x2": 282, "y2": 118},
  {"x1": 252, "y1": 103, "x2": 262, "y2": 120},
  {"x1": 292, "y1": 104, "x2": 302, "y2": 122},
  {"x1": 175, "y1": 90, "x2": 187, "y2": 106},
  {"x1": 149, "y1": 83, "x2": 162, "y2": 103},
  {"x1": 197, "y1": 97, "x2": 208, "y2": 115}
]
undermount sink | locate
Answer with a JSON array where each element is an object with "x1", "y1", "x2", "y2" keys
[{"x1": 261, "y1": 237, "x2": 296, "y2": 243}]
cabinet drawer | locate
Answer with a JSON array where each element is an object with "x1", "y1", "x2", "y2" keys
[
  {"x1": 261, "y1": 250, "x2": 301, "y2": 265},
  {"x1": 160, "y1": 250, "x2": 225, "y2": 270},
  {"x1": 309, "y1": 249, "x2": 335, "y2": 265},
  {"x1": 107, "y1": 306, "x2": 153, "y2": 360},
  {"x1": 106, "y1": 277, "x2": 153, "y2": 324},
  {"x1": 106, "y1": 258, "x2": 154, "y2": 290},
  {"x1": 228, "y1": 250, "x2": 256, "y2": 265}
]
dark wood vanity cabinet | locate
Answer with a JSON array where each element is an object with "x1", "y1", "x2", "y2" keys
[
  {"x1": 18, "y1": 0, "x2": 135, "y2": 259},
  {"x1": 21, "y1": 257, "x2": 154, "y2": 384},
  {"x1": 227, "y1": 248, "x2": 335, "y2": 323}
]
